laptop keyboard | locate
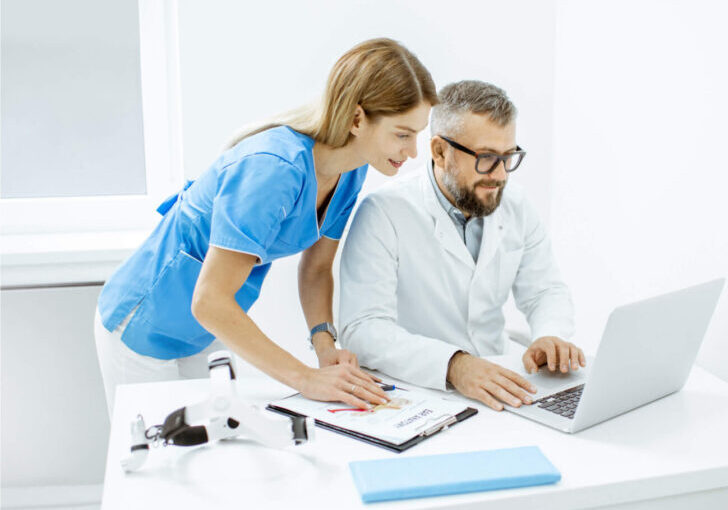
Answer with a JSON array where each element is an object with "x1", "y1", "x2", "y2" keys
[{"x1": 533, "y1": 384, "x2": 584, "y2": 419}]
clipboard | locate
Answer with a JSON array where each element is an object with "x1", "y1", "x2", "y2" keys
[{"x1": 267, "y1": 389, "x2": 478, "y2": 453}]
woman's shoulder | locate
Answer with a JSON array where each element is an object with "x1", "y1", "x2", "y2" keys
[{"x1": 226, "y1": 126, "x2": 313, "y2": 171}]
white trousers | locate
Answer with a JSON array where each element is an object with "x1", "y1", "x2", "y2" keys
[{"x1": 94, "y1": 307, "x2": 227, "y2": 418}]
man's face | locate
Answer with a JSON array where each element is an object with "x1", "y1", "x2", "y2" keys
[{"x1": 433, "y1": 112, "x2": 516, "y2": 217}]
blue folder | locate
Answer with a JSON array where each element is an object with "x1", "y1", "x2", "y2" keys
[{"x1": 349, "y1": 446, "x2": 561, "y2": 503}]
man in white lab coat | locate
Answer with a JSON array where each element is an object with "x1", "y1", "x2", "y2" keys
[{"x1": 339, "y1": 81, "x2": 586, "y2": 411}]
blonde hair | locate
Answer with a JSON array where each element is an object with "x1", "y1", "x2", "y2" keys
[{"x1": 225, "y1": 38, "x2": 437, "y2": 149}]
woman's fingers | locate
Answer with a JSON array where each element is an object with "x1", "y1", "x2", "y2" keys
[
  {"x1": 302, "y1": 364, "x2": 392, "y2": 408},
  {"x1": 351, "y1": 366, "x2": 387, "y2": 391},
  {"x1": 347, "y1": 371, "x2": 389, "y2": 402},
  {"x1": 351, "y1": 383, "x2": 388, "y2": 406},
  {"x1": 334, "y1": 388, "x2": 371, "y2": 410}
]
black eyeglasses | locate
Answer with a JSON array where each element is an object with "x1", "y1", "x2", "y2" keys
[{"x1": 439, "y1": 136, "x2": 526, "y2": 174}]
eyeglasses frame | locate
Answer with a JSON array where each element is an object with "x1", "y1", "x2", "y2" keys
[{"x1": 438, "y1": 135, "x2": 526, "y2": 174}]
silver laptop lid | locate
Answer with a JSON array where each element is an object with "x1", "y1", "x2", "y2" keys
[{"x1": 572, "y1": 278, "x2": 725, "y2": 432}]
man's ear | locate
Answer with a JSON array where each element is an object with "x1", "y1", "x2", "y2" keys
[
  {"x1": 431, "y1": 136, "x2": 447, "y2": 167},
  {"x1": 350, "y1": 105, "x2": 366, "y2": 137}
]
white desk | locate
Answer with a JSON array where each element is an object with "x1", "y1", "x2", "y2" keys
[{"x1": 102, "y1": 367, "x2": 728, "y2": 510}]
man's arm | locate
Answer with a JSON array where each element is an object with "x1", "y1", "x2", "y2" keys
[
  {"x1": 339, "y1": 197, "x2": 462, "y2": 391},
  {"x1": 341, "y1": 196, "x2": 542, "y2": 409}
]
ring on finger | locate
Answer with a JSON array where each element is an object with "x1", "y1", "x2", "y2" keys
[{"x1": 350, "y1": 384, "x2": 357, "y2": 393}]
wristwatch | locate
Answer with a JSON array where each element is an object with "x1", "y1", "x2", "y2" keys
[{"x1": 309, "y1": 322, "x2": 338, "y2": 349}]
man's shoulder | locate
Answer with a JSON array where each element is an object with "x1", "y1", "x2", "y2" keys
[
  {"x1": 500, "y1": 179, "x2": 526, "y2": 208},
  {"x1": 362, "y1": 170, "x2": 424, "y2": 208},
  {"x1": 498, "y1": 180, "x2": 543, "y2": 228}
]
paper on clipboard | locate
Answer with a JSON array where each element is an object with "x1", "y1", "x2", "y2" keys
[{"x1": 268, "y1": 389, "x2": 473, "y2": 446}]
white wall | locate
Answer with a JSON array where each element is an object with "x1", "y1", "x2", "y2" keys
[
  {"x1": 176, "y1": 0, "x2": 558, "y2": 360},
  {"x1": 1, "y1": 286, "x2": 109, "y2": 488},
  {"x1": 551, "y1": 0, "x2": 728, "y2": 378}
]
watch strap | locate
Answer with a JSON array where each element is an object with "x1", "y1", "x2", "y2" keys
[{"x1": 309, "y1": 322, "x2": 337, "y2": 345}]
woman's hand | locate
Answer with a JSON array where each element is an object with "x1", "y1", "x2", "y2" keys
[
  {"x1": 316, "y1": 345, "x2": 359, "y2": 368},
  {"x1": 298, "y1": 364, "x2": 389, "y2": 410},
  {"x1": 311, "y1": 332, "x2": 381, "y2": 378}
]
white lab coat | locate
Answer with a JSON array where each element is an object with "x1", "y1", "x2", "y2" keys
[{"x1": 339, "y1": 170, "x2": 574, "y2": 391}]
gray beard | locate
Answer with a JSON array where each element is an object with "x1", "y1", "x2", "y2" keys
[{"x1": 441, "y1": 164, "x2": 506, "y2": 217}]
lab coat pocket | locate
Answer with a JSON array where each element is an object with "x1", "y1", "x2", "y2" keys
[
  {"x1": 496, "y1": 247, "x2": 524, "y2": 302},
  {"x1": 137, "y1": 249, "x2": 211, "y2": 344}
]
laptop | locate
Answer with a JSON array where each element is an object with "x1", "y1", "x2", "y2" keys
[{"x1": 494, "y1": 278, "x2": 725, "y2": 433}]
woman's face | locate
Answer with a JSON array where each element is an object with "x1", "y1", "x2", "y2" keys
[{"x1": 353, "y1": 101, "x2": 431, "y2": 176}]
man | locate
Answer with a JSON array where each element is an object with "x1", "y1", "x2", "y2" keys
[{"x1": 339, "y1": 80, "x2": 585, "y2": 411}]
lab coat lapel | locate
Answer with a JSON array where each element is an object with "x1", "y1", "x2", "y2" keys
[
  {"x1": 420, "y1": 175, "x2": 475, "y2": 271},
  {"x1": 478, "y1": 208, "x2": 504, "y2": 269}
]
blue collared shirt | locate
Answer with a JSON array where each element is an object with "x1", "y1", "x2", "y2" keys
[
  {"x1": 427, "y1": 160, "x2": 484, "y2": 262},
  {"x1": 98, "y1": 126, "x2": 367, "y2": 359}
]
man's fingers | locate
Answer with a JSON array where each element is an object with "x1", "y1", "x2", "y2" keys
[
  {"x1": 502, "y1": 367, "x2": 537, "y2": 393},
  {"x1": 578, "y1": 348, "x2": 586, "y2": 367},
  {"x1": 568, "y1": 345, "x2": 580, "y2": 370},
  {"x1": 522, "y1": 352, "x2": 539, "y2": 375},
  {"x1": 495, "y1": 375, "x2": 533, "y2": 404},
  {"x1": 558, "y1": 343, "x2": 570, "y2": 372},
  {"x1": 473, "y1": 387, "x2": 504, "y2": 411},
  {"x1": 543, "y1": 340, "x2": 557, "y2": 371},
  {"x1": 484, "y1": 381, "x2": 522, "y2": 408}
]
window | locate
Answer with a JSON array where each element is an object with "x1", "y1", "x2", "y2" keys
[{"x1": 0, "y1": 0, "x2": 184, "y2": 235}]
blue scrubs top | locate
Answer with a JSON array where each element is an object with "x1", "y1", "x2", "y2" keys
[{"x1": 98, "y1": 126, "x2": 367, "y2": 359}]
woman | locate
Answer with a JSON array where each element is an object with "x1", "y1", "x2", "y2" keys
[{"x1": 94, "y1": 38, "x2": 437, "y2": 416}]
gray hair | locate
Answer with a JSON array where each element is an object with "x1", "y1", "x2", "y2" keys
[{"x1": 430, "y1": 80, "x2": 516, "y2": 138}]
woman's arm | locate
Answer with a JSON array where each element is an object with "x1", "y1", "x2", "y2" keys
[
  {"x1": 298, "y1": 236, "x2": 368, "y2": 369},
  {"x1": 192, "y1": 246, "x2": 387, "y2": 408}
]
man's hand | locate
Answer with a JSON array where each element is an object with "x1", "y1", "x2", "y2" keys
[
  {"x1": 522, "y1": 336, "x2": 586, "y2": 374},
  {"x1": 447, "y1": 352, "x2": 537, "y2": 411}
]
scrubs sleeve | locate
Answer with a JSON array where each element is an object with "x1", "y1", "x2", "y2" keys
[{"x1": 210, "y1": 154, "x2": 304, "y2": 261}]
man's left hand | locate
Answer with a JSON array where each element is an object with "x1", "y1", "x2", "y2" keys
[{"x1": 522, "y1": 336, "x2": 586, "y2": 374}]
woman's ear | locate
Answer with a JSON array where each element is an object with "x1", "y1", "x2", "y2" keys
[
  {"x1": 350, "y1": 105, "x2": 366, "y2": 136},
  {"x1": 431, "y1": 136, "x2": 447, "y2": 167}
]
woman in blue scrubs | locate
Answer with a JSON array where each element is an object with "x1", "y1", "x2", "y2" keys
[{"x1": 94, "y1": 38, "x2": 437, "y2": 416}]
